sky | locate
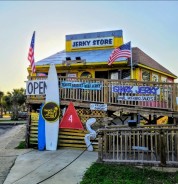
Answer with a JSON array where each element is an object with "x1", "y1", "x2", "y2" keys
[{"x1": 0, "y1": 1, "x2": 178, "y2": 93}]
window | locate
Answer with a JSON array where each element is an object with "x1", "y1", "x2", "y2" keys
[
  {"x1": 142, "y1": 70, "x2": 150, "y2": 81},
  {"x1": 80, "y1": 71, "x2": 92, "y2": 78},
  {"x1": 152, "y1": 73, "x2": 159, "y2": 82}
]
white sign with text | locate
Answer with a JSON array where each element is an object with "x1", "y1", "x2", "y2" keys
[
  {"x1": 90, "y1": 103, "x2": 107, "y2": 111},
  {"x1": 26, "y1": 80, "x2": 47, "y2": 95},
  {"x1": 72, "y1": 37, "x2": 114, "y2": 49}
]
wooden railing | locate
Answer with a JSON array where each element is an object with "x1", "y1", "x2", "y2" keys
[
  {"x1": 27, "y1": 76, "x2": 178, "y2": 112},
  {"x1": 97, "y1": 125, "x2": 178, "y2": 166}
]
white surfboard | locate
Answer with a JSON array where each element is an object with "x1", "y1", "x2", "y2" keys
[{"x1": 45, "y1": 64, "x2": 59, "y2": 151}]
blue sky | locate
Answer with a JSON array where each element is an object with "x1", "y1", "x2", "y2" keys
[{"x1": 0, "y1": 1, "x2": 178, "y2": 92}]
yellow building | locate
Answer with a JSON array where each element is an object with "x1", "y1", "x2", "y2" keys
[{"x1": 26, "y1": 29, "x2": 178, "y2": 148}]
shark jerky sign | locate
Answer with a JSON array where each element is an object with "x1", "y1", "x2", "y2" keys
[
  {"x1": 112, "y1": 85, "x2": 160, "y2": 95},
  {"x1": 26, "y1": 80, "x2": 47, "y2": 95},
  {"x1": 72, "y1": 37, "x2": 114, "y2": 49},
  {"x1": 113, "y1": 85, "x2": 160, "y2": 102}
]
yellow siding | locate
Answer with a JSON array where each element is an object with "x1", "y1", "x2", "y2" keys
[
  {"x1": 113, "y1": 37, "x2": 123, "y2": 48},
  {"x1": 134, "y1": 68, "x2": 140, "y2": 80},
  {"x1": 78, "y1": 69, "x2": 95, "y2": 78},
  {"x1": 66, "y1": 41, "x2": 71, "y2": 52},
  {"x1": 138, "y1": 64, "x2": 176, "y2": 79}
]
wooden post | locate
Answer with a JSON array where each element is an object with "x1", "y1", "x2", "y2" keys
[
  {"x1": 104, "y1": 132, "x2": 108, "y2": 157},
  {"x1": 104, "y1": 80, "x2": 108, "y2": 104},
  {"x1": 172, "y1": 84, "x2": 177, "y2": 111},
  {"x1": 98, "y1": 131, "x2": 103, "y2": 162},
  {"x1": 175, "y1": 130, "x2": 178, "y2": 161},
  {"x1": 137, "y1": 113, "x2": 140, "y2": 124},
  {"x1": 153, "y1": 114, "x2": 157, "y2": 124},
  {"x1": 149, "y1": 114, "x2": 152, "y2": 124},
  {"x1": 160, "y1": 130, "x2": 166, "y2": 166}
]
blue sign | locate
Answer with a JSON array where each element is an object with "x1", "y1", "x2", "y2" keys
[
  {"x1": 112, "y1": 85, "x2": 160, "y2": 95},
  {"x1": 61, "y1": 81, "x2": 102, "y2": 90}
]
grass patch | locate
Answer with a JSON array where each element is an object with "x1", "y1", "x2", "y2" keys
[
  {"x1": 15, "y1": 141, "x2": 26, "y2": 149},
  {"x1": 80, "y1": 163, "x2": 178, "y2": 184}
]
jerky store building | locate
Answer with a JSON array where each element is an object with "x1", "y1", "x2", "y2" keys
[{"x1": 26, "y1": 29, "x2": 178, "y2": 148}]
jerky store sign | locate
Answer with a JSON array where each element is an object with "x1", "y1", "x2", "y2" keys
[
  {"x1": 72, "y1": 37, "x2": 114, "y2": 49},
  {"x1": 112, "y1": 85, "x2": 160, "y2": 95},
  {"x1": 61, "y1": 81, "x2": 102, "y2": 90},
  {"x1": 26, "y1": 80, "x2": 47, "y2": 95}
]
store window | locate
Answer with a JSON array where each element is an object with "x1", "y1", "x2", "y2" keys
[
  {"x1": 80, "y1": 71, "x2": 92, "y2": 78},
  {"x1": 161, "y1": 76, "x2": 167, "y2": 82},
  {"x1": 142, "y1": 70, "x2": 150, "y2": 81},
  {"x1": 122, "y1": 69, "x2": 130, "y2": 79},
  {"x1": 152, "y1": 73, "x2": 159, "y2": 82}
]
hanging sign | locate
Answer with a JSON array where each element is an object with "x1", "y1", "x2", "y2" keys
[
  {"x1": 61, "y1": 81, "x2": 102, "y2": 90},
  {"x1": 90, "y1": 103, "x2": 107, "y2": 111},
  {"x1": 112, "y1": 85, "x2": 160, "y2": 95},
  {"x1": 26, "y1": 80, "x2": 47, "y2": 95},
  {"x1": 42, "y1": 102, "x2": 60, "y2": 122}
]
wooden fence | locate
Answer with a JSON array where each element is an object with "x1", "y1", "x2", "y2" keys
[
  {"x1": 98, "y1": 125, "x2": 178, "y2": 166},
  {"x1": 27, "y1": 76, "x2": 178, "y2": 112}
]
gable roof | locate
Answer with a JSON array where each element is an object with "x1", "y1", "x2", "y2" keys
[{"x1": 132, "y1": 47, "x2": 177, "y2": 78}]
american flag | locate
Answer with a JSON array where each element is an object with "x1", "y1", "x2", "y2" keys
[
  {"x1": 28, "y1": 31, "x2": 36, "y2": 73},
  {"x1": 108, "y1": 42, "x2": 131, "y2": 66}
]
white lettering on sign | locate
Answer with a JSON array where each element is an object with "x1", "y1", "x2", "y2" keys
[
  {"x1": 72, "y1": 37, "x2": 114, "y2": 49},
  {"x1": 26, "y1": 80, "x2": 47, "y2": 95},
  {"x1": 90, "y1": 103, "x2": 107, "y2": 111},
  {"x1": 68, "y1": 115, "x2": 73, "y2": 123}
]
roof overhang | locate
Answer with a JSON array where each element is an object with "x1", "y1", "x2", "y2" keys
[{"x1": 138, "y1": 64, "x2": 177, "y2": 79}]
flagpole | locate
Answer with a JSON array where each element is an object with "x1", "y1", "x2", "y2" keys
[{"x1": 130, "y1": 41, "x2": 133, "y2": 79}]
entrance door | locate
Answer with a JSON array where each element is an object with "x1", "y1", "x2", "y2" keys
[{"x1": 95, "y1": 71, "x2": 108, "y2": 79}]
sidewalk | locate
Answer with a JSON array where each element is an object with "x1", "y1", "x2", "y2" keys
[
  {"x1": 0, "y1": 124, "x2": 31, "y2": 184},
  {"x1": 4, "y1": 149, "x2": 97, "y2": 184},
  {"x1": 1, "y1": 124, "x2": 98, "y2": 184}
]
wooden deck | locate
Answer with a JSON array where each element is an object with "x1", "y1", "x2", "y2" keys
[
  {"x1": 26, "y1": 77, "x2": 178, "y2": 154},
  {"x1": 26, "y1": 76, "x2": 178, "y2": 117}
]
